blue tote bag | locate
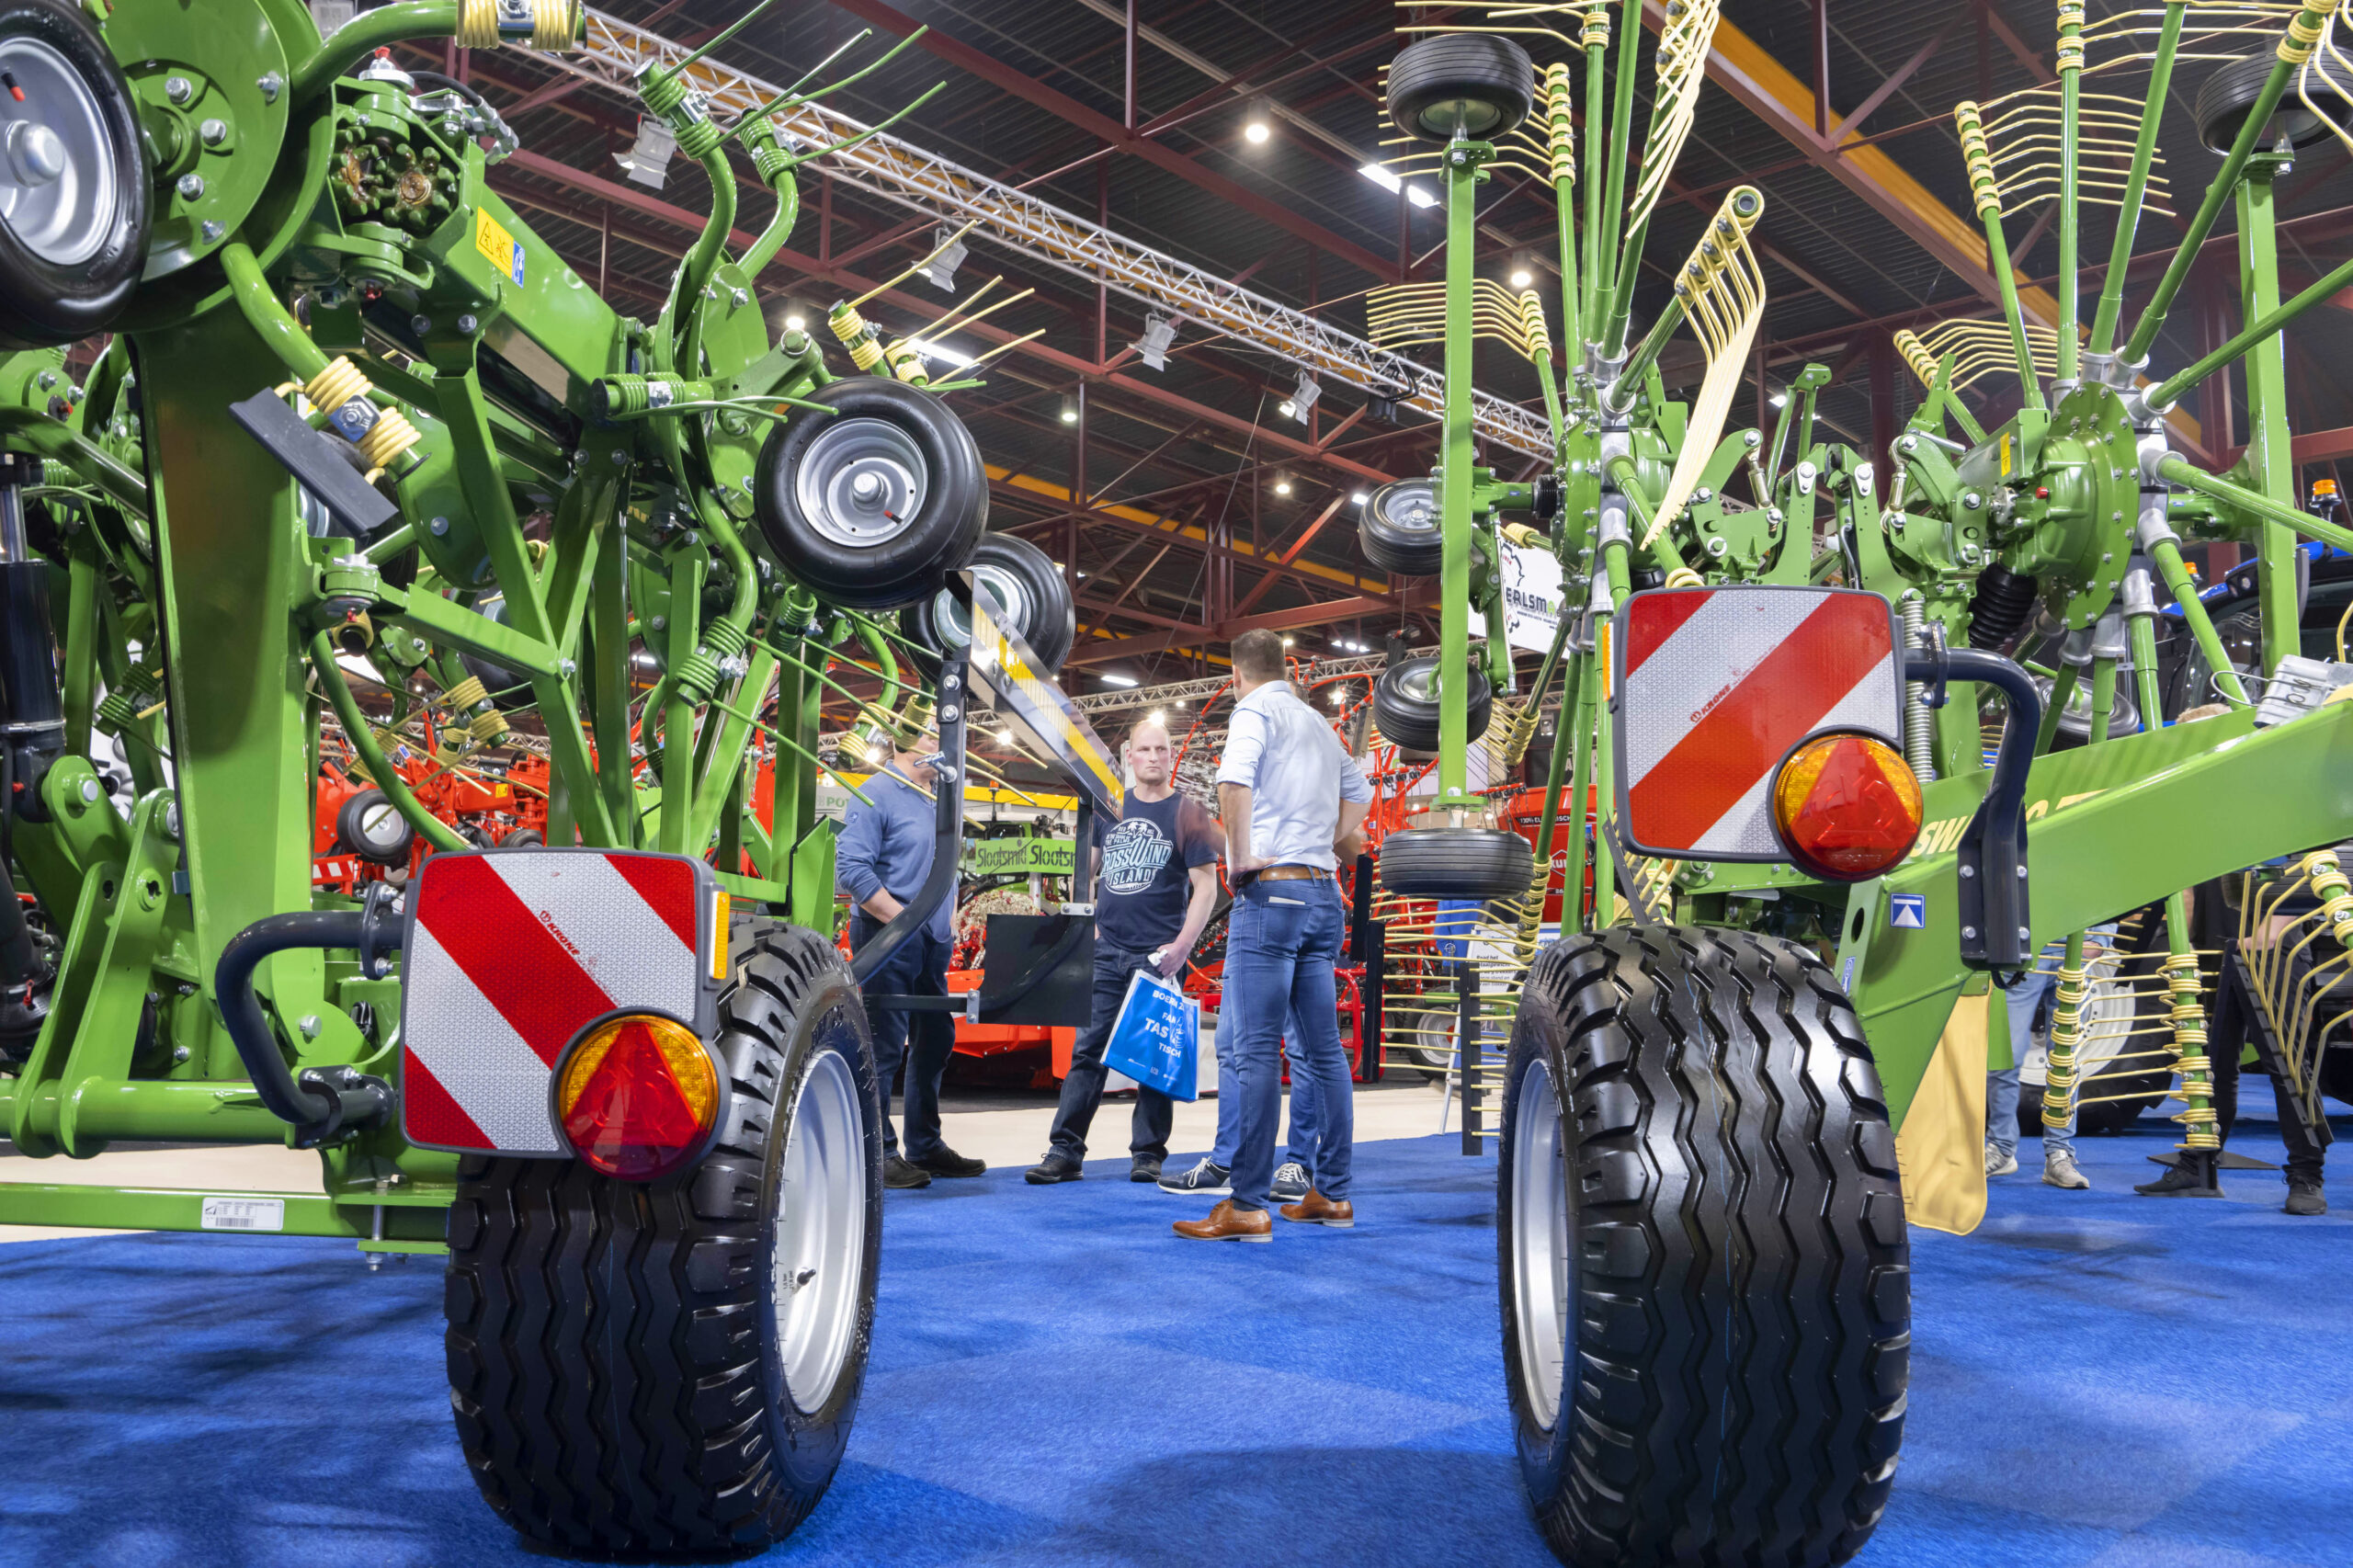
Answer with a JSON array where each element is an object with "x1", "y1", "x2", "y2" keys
[{"x1": 1101, "y1": 968, "x2": 1201, "y2": 1101}]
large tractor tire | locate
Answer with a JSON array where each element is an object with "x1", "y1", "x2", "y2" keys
[
  {"x1": 444, "y1": 920, "x2": 882, "y2": 1556},
  {"x1": 1498, "y1": 927, "x2": 1909, "y2": 1567}
]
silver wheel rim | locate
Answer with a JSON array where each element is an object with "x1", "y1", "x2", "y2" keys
[
  {"x1": 928, "y1": 561, "x2": 1023, "y2": 649},
  {"x1": 0, "y1": 39, "x2": 115, "y2": 267},
  {"x1": 773, "y1": 1047, "x2": 869, "y2": 1412},
  {"x1": 1375, "y1": 480, "x2": 1438, "y2": 538},
  {"x1": 1394, "y1": 660, "x2": 1441, "y2": 705},
  {"x1": 1511, "y1": 1056, "x2": 1573, "y2": 1431},
  {"x1": 357, "y1": 801, "x2": 404, "y2": 855},
  {"x1": 794, "y1": 416, "x2": 928, "y2": 550}
]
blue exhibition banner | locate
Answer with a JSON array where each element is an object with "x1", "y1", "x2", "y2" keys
[{"x1": 1102, "y1": 968, "x2": 1200, "y2": 1101}]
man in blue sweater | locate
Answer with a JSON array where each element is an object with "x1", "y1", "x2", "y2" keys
[{"x1": 837, "y1": 722, "x2": 986, "y2": 1189}]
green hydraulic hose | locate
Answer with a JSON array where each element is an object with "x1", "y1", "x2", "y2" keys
[
  {"x1": 2122, "y1": 0, "x2": 2334, "y2": 365},
  {"x1": 308, "y1": 631, "x2": 468, "y2": 853}
]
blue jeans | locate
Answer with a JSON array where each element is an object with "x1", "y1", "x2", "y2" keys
[
  {"x1": 1223, "y1": 877, "x2": 1350, "y2": 1210},
  {"x1": 1046, "y1": 944, "x2": 1176, "y2": 1162},
  {"x1": 1988, "y1": 968, "x2": 2076, "y2": 1161},
  {"x1": 1206, "y1": 994, "x2": 1311, "y2": 1171},
  {"x1": 852, "y1": 919, "x2": 953, "y2": 1160}
]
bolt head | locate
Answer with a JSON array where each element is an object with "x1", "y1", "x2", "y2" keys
[
  {"x1": 457, "y1": 313, "x2": 478, "y2": 334},
  {"x1": 411, "y1": 314, "x2": 432, "y2": 335},
  {"x1": 558, "y1": 658, "x2": 576, "y2": 678},
  {"x1": 1959, "y1": 864, "x2": 1974, "y2": 878},
  {"x1": 173, "y1": 1045, "x2": 191, "y2": 1063},
  {"x1": 199, "y1": 219, "x2": 222, "y2": 243},
  {"x1": 1962, "y1": 926, "x2": 1978, "y2": 939},
  {"x1": 176, "y1": 173, "x2": 205, "y2": 199},
  {"x1": 78, "y1": 777, "x2": 99, "y2": 803},
  {"x1": 2017, "y1": 864, "x2": 2028, "y2": 878},
  {"x1": 429, "y1": 515, "x2": 449, "y2": 535},
  {"x1": 165, "y1": 74, "x2": 192, "y2": 104},
  {"x1": 257, "y1": 71, "x2": 282, "y2": 101},
  {"x1": 2018, "y1": 926, "x2": 2033, "y2": 941},
  {"x1": 649, "y1": 614, "x2": 667, "y2": 631},
  {"x1": 199, "y1": 118, "x2": 227, "y2": 145},
  {"x1": 299, "y1": 1014, "x2": 323, "y2": 1039}
]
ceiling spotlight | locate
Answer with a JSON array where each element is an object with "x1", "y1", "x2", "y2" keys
[
  {"x1": 1358, "y1": 161, "x2": 1402, "y2": 193},
  {"x1": 922, "y1": 223, "x2": 968, "y2": 291},
  {"x1": 1133, "y1": 313, "x2": 1177, "y2": 371},
  {"x1": 996, "y1": 728, "x2": 1014, "y2": 743},
  {"x1": 1060, "y1": 397, "x2": 1079, "y2": 425},
  {"x1": 1508, "y1": 256, "x2": 1535, "y2": 290},
  {"x1": 1273, "y1": 475, "x2": 1293, "y2": 496},
  {"x1": 1244, "y1": 98, "x2": 1272, "y2": 144},
  {"x1": 782, "y1": 311, "x2": 807, "y2": 333},
  {"x1": 1281, "y1": 636, "x2": 1295, "y2": 646},
  {"x1": 1148, "y1": 710, "x2": 1165, "y2": 724},
  {"x1": 1099, "y1": 673, "x2": 1139, "y2": 688},
  {"x1": 617, "y1": 116, "x2": 676, "y2": 189},
  {"x1": 1350, "y1": 490, "x2": 1370, "y2": 506},
  {"x1": 1279, "y1": 400, "x2": 1297, "y2": 418},
  {"x1": 1330, "y1": 688, "x2": 1347, "y2": 706},
  {"x1": 1406, "y1": 184, "x2": 1438, "y2": 209},
  {"x1": 1288, "y1": 369, "x2": 1320, "y2": 422},
  {"x1": 1769, "y1": 391, "x2": 1789, "y2": 408},
  {"x1": 865, "y1": 744, "x2": 885, "y2": 762}
]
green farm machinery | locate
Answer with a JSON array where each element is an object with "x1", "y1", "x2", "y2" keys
[
  {"x1": 0, "y1": 0, "x2": 1104, "y2": 1552},
  {"x1": 1364, "y1": 3, "x2": 2353, "y2": 1562}
]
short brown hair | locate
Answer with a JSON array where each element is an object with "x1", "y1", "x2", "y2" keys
[{"x1": 1230, "y1": 629, "x2": 1286, "y2": 683}]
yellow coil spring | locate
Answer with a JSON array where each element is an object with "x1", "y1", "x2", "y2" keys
[
  {"x1": 531, "y1": 0, "x2": 574, "y2": 50},
  {"x1": 456, "y1": 0, "x2": 499, "y2": 49},
  {"x1": 1893, "y1": 328, "x2": 1939, "y2": 388},
  {"x1": 829, "y1": 302, "x2": 869, "y2": 343},
  {"x1": 847, "y1": 335, "x2": 884, "y2": 373},
  {"x1": 444, "y1": 676, "x2": 490, "y2": 710},
  {"x1": 2040, "y1": 962, "x2": 2088, "y2": 1130},
  {"x1": 1543, "y1": 63, "x2": 1575, "y2": 184},
  {"x1": 1518, "y1": 290, "x2": 1552, "y2": 363},
  {"x1": 1952, "y1": 101, "x2": 2001, "y2": 218},
  {"x1": 305, "y1": 357, "x2": 372, "y2": 413},
  {"x1": 1581, "y1": 2, "x2": 1609, "y2": 51},
  {"x1": 471, "y1": 707, "x2": 510, "y2": 744},
  {"x1": 2280, "y1": 1, "x2": 2330, "y2": 65},
  {"x1": 882, "y1": 337, "x2": 928, "y2": 384},
  {"x1": 2160, "y1": 950, "x2": 2221, "y2": 1148},
  {"x1": 356, "y1": 407, "x2": 421, "y2": 475},
  {"x1": 2054, "y1": 1, "x2": 2086, "y2": 74},
  {"x1": 2299, "y1": 849, "x2": 2353, "y2": 943},
  {"x1": 1664, "y1": 566, "x2": 1704, "y2": 589}
]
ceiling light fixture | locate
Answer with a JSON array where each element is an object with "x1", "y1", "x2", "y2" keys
[
  {"x1": 922, "y1": 223, "x2": 968, "y2": 291},
  {"x1": 1244, "y1": 98, "x2": 1272, "y2": 144},
  {"x1": 1288, "y1": 369, "x2": 1320, "y2": 422},
  {"x1": 1769, "y1": 391, "x2": 1789, "y2": 408},
  {"x1": 1099, "y1": 673, "x2": 1139, "y2": 688},
  {"x1": 1132, "y1": 313, "x2": 1177, "y2": 371},
  {"x1": 1508, "y1": 256, "x2": 1535, "y2": 290},
  {"x1": 782, "y1": 311, "x2": 807, "y2": 334},
  {"x1": 618, "y1": 117, "x2": 676, "y2": 189},
  {"x1": 1350, "y1": 490, "x2": 1370, "y2": 506},
  {"x1": 1060, "y1": 397, "x2": 1079, "y2": 425},
  {"x1": 1273, "y1": 475, "x2": 1293, "y2": 496}
]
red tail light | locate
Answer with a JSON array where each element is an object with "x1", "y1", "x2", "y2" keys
[
  {"x1": 1770, "y1": 733, "x2": 1924, "y2": 882},
  {"x1": 556, "y1": 1014, "x2": 721, "y2": 1180}
]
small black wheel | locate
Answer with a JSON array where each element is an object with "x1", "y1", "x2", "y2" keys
[
  {"x1": 447, "y1": 921, "x2": 883, "y2": 1555},
  {"x1": 1378, "y1": 825, "x2": 1530, "y2": 900},
  {"x1": 1373, "y1": 653, "x2": 1491, "y2": 751},
  {"x1": 2196, "y1": 49, "x2": 2353, "y2": 152},
  {"x1": 901, "y1": 530, "x2": 1074, "y2": 676},
  {"x1": 458, "y1": 594, "x2": 534, "y2": 710},
  {"x1": 1385, "y1": 32, "x2": 1536, "y2": 145},
  {"x1": 1499, "y1": 928, "x2": 1908, "y2": 1567},
  {"x1": 335, "y1": 788, "x2": 414, "y2": 866},
  {"x1": 499, "y1": 827, "x2": 543, "y2": 850},
  {"x1": 755, "y1": 375, "x2": 987, "y2": 611},
  {"x1": 0, "y1": 0, "x2": 150, "y2": 348},
  {"x1": 1358, "y1": 477, "x2": 1444, "y2": 576}
]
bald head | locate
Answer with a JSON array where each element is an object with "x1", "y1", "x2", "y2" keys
[{"x1": 1127, "y1": 718, "x2": 1174, "y2": 790}]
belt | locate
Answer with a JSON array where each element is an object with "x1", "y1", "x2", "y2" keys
[{"x1": 1255, "y1": 865, "x2": 1331, "y2": 881}]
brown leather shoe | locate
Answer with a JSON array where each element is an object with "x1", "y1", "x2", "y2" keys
[
  {"x1": 1280, "y1": 1187, "x2": 1355, "y2": 1228},
  {"x1": 1172, "y1": 1199, "x2": 1272, "y2": 1242}
]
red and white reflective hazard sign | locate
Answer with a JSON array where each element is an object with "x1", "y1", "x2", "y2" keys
[
  {"x1": 400, "y1": 849, "x2": 725, "y2": 1155},
  {"x1": 1611, "y1": 586, "x2": 1903, "y2": 860}
]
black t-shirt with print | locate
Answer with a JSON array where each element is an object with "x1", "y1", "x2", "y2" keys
[{"x1": 1092, "y1": 788, "x2": 1219, "y2": 953}]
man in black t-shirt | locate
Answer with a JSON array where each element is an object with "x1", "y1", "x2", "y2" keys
[{"x1": 1027, "y1": 718, "x2": 1222, "y2": 1186}]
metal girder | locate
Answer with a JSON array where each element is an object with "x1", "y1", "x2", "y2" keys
[
  {"x1": 1070, "y1": 652, "x2": 1392, "y2": 711},
  {"x1": 1065, "y1": 585, "x2": 1435, "y2": 666},
  {"x1": 547, "y1": 8, "x2": 1552, "y2": 460},
  {"x1": 492, "y1": 151, "x2": 1402, "y2": 485}
]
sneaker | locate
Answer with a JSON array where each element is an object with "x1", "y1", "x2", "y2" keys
[
  {"x1": 1158, "y1": 1157, "x2": 1231, "y2": 1196},
  {"x1": 2286, "y1": 1179, "x2": 2327, "y2": 1216},
  {"x1": 1984, "y1": 1144, "x2": 2018, "y2": 1177},
  {"x1": 883, "y1": 1153, "x2": 933, "y2": 1189},
  {"x1": 911, "y1": 1145, "x2": 986, "y2": 1178},
  {"x1": 1270, "y1": 1160, "x2": 1311, "y2": 1202},
  {"x1": 2135, "y1": 1155, "x2": 2223, "y2": 1198},
  {"x1": 2042, "y1": 1152, "x2": 2090, "y2": 1190},
  {"x1": 1130, "y1": 1155, "x2": 1165, "y2": 1184},
  {"x1": 1025, "y1": 1153, "x2": 1084, "y2": 1185}
]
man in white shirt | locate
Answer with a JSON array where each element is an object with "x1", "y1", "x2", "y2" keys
[{"x1": 1175, "y1": 630, "x2": 1371, "y2": 1242}]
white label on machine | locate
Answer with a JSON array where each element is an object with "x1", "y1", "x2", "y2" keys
[
  {"x1": 1467, "y1": 540, "x2": 1565, "y2": 654},
  {"x1": 200, "y1": 1197, "x2": 286, "y2": 1233}
]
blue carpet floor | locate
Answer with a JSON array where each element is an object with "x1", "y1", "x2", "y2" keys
[{"x1": 1, "y1": 1119, "x2": 2348, "y2": 1568}]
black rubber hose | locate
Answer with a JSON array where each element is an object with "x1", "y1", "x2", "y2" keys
[
  {"x1": 213, "y1": 909, "x2": 396, "y2": 1145},
  {"x1": 1967, "y1": 564, "x2": 2040, "y2": 651}
]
